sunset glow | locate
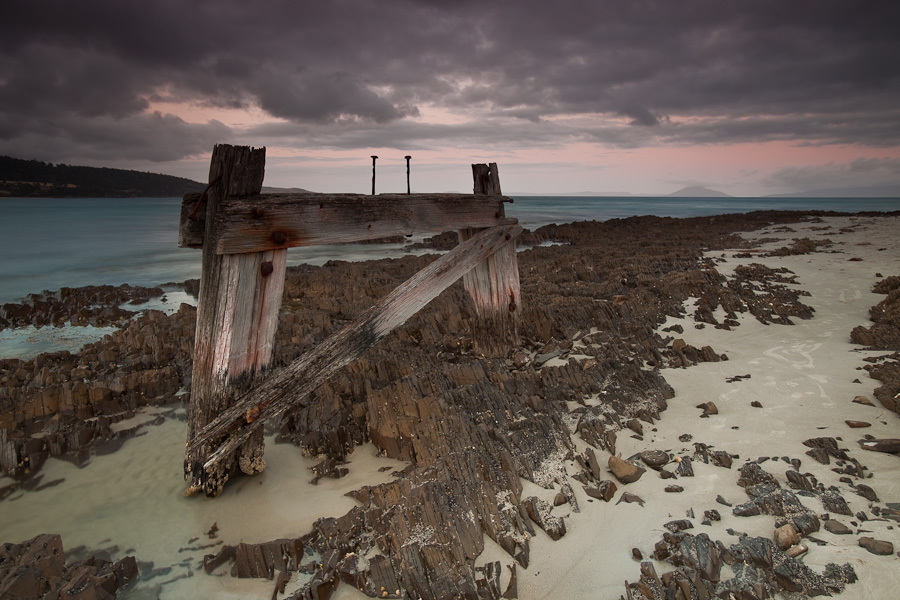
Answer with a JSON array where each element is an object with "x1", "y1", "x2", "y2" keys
[{"x1": 2, "y1": 1, "x2": 898, "y2": 197}]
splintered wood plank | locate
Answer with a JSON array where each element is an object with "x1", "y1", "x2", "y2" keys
[
  {"x1": 189, "y1": 223, "x2": 523, "y2": 470},
  {"x1": 178, "y1": 193, "x2": 514, "y2": 251}
]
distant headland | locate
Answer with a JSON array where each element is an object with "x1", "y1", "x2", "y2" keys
[
  {"x1": 0, "y1": 155, "x2": 313, "y2": 198},
  {"x1": 0, "y1": 155, "x2": 210, "y2": 198}
]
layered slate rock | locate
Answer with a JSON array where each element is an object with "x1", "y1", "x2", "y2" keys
[
  {"x1": 853, "y1": 276, "x2": 900, "y2": 414},
  {"x1": 0, "y1": 305, "x2": 196, "y2": 480},
  {"x1": 0, "y1": 533, "x2": 138, "y2": 599},
  {"x1": 0, "y1": 284, "x2": 166, "y2": 330},
  {"x1": 633, "y1": 530, "x2": 857, "y2": 599}
]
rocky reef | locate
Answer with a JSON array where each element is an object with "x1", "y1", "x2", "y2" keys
[
  {"x1": 2, "y1": 210, "x2": 893, "y2": 599},
  {"x1": 0, "y1": 533, "x2": 137, "y2": 598}
]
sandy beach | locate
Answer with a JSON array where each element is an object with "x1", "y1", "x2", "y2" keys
[
  {"x1": 517, "y1": 215, "x2": 900, "y2": 599},
  {"x1": 2, "y1": 212, "x2": 899, "y2": 599}
]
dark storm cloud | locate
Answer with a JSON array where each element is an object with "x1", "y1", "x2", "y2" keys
[
  {"x1": 763, "y1": 157, "x2": 900, "y2": 193},
  {"x1": 1, "y1": 0, "x2": 898, "y2": 163}
]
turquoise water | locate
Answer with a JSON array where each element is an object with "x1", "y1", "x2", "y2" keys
[
  {"x1": 0, "y1": 198, "x2": 424, "y2": 304},
  {"x1": 1, "y1": 195, "x2": 897, "y2": 304}
]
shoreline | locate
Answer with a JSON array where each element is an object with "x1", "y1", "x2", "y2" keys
[{"x1": 2, "y1": 211, "x2": 899, "y2": 599}]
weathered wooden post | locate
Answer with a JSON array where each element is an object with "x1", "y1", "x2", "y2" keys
[
  {"x1": 459, "y1": 163, "x2": 520, "y2": 356},
  {"x1": 371, "y1": 155, "x2": 378, "y2": 195},
  {"x1": 183, "y1": 144, "x2": 287, "y2": 497}
]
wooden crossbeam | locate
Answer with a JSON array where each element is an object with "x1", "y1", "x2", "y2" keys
[
  {"x1": 179, "y1": 192, "x2": 515, "y2": 253},
  {"x1": 188, "y1": 223, "x2": 523, "y2": 471}
]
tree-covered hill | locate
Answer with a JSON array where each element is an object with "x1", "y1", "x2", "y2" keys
[{"x1": 0, "y1": 155, "x2": 206, "y2": 198}]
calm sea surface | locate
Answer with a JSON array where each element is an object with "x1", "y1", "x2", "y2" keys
[{"x1": 1, "y1": 195, "x2": 897, "y2": 304}]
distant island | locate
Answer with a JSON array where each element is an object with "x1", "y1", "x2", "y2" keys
[
  {"x1": 668, "y1": 186, "x2": 731, "y2": 197},
  {"x1": 0, "y1": 155, "x2": 206, "y2": 198}
]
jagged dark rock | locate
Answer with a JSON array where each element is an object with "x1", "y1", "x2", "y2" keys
[
  {"x1": 733, "y1": 463, "x2": 824, "y2": 536},
  {"x1": 616, "y1": 492, "x2": 645, "y2": 506},
  {"x1": 636, "y1": 530, "x2": 857, "y2": 600},
  {"x1": 0, "y1": 284, "x2": 166, "y2": 330},
  {"x1": 584, "y1": 480, "x2": 617, "y2": 502},
  {"x1": 0, "y1": 533, "x2": 138, "y2": 598},
  {"x1": 853, "y1": 279, "x2": 900, "y2": 415}
]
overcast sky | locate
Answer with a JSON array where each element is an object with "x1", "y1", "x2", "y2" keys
[{"x1": 2, "y1": 0, "x2": 899, "y2": 195}]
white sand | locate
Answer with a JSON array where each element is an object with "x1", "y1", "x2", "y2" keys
[
  {"x1": 0, "y1": 416, "x2": 406, "y2": 599},
  {"x1": 2, "y1": 214, "x2": 898, "y2": 599}
]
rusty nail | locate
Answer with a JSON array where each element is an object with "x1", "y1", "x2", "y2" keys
[
  {"x1": 271, "y1": 231, "x2": 288, "y2": 245},
  {"x1": 260, "y1": 261, "x2": 274, "y2": 277},
  {"x1": 250, "y1": 207, "x2": 264, "y2": 219}
]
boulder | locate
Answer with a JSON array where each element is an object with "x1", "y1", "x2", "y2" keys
[
  {"x1": 639, "y1": 450, "x2": 669, "y2": 470},
  {"x1": 858, "y1": 537, "x2": 894, "y2": 556},
  {"x1": 608, "y1": 455, "x2": 645, "y2": 484},
  {"x1": 774, "y1": 524, "x2": 800, "y2": 550}
]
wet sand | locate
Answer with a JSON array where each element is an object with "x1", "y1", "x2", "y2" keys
[{"x1": 0, "y1": 412, "x2": 406, "y2": 598}]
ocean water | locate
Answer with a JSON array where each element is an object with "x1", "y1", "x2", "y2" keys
[
  {"x1": 1, "y1": 195, "x2": 897, "y2": 305},
  {"x1": 508, "y1": 195, "x2": 900, "y2": 230}
]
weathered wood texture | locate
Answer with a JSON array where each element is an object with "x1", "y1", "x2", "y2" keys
[
  {"x1": 185, "y1": 144, "x2": 288, "y2": 496},
  {"x1": 179, "y1": 193, "x2": 206, "y2": 247},
  {"x1": 178, "y1": 193, "x2": 515, "y2": 253},
  {"x1": 461, "y1": 163, "x2": 521, "y2": 357},
  {"x1": 188, "y1": 223, "x2": 523, "y2": 471}
]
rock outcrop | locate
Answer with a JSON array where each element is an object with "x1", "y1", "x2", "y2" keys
[
  {"x1": 853, "y1": 276, "x2": 900, "y2": 414},
  {"x1": 0, "y1": 533, "x2": 138, "y2": 599}
]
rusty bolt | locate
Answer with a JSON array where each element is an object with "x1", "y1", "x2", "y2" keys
[
  {"x1": 249, "y1": 207, "x2": 264, "y2": 219},
  {"x1": 271, "y1": 231, "x2": 288, "y2": 245},
  {"x1": 260, "y1": 261, "x2": 274, "y2": 277}
]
